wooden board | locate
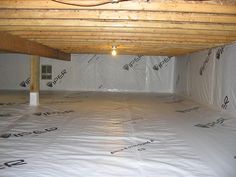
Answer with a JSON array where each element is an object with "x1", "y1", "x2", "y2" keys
[
  {"x1": 0, "y1": 0, "x2": 236, "y2": 56},
  {"x1": 0, "y1": 32, "x2": 71, "y2": 60}
]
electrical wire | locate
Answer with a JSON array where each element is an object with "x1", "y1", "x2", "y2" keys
[{"x1": 51, "y1": 0, "x2": 132, "y2": 7}]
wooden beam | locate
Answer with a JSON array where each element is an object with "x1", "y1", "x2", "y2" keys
[
  {"x1": 1, "y1": 19, "x2": 236, "y2": 31},
  {"x1": 16, "y1": 33, "x2": 236, "y2": 42},
  {"x1": 41, "y1": 42, "x2": 219, "y2": 55},
  {"x1": 21, "y1": 35, "x2": 235, "y2": 44},
  {"x1": 1, "y1": 10, "x2": 236, "y2": 24},
  {"x1": 9, "y1": 31, "x2": 236, "y2": 38},
  {"x1": 49, "y1": 47, "x2": 208, "y2": 57},
  {"x1": 38, "y1": 41, "x2": 218, "y2": 49},
  {"x1": 0, "y1": 0, "x2": 235, "y2": 56},
  {"x1": 1, "y1": 27, "x2": 236, "y2": 36},
  {"x1": 0, "y1": 32, "x2": 71, "y2": 61},
  {"x1": 31, "y1": 39, "x2": 226, "y2": 46},
  {"x1": 41, "y1": 40, "x2": 225, "y2": 56},
  {"x1": 30, "y1": 55, "x2": 40, "y2": 93},
  {"x1": 0, "y1": 1, "x2": 235, "y2": 14},
  {"x1": 46, "y1": 45, "x2": 214, "y2": 52}
]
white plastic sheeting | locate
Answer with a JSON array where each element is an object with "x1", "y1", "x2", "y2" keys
[
  {"x1": 0, "y1": 92, "x2": 236, "y2": 177},
  {"x1": 0, "y1": 54, "x2": 175, "y2": 93},
  {"x1": 174, "y1": 42, "x2": 236, "y2": 116},
  {"x1": 173, "y1": 55, "x2": 188, "y2": 96},
  {"x1": 0, "y1": 54, "x2": 29, "y2": 90}
]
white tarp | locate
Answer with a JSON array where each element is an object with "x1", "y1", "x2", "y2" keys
[
  {"x1": 0, "y1": 54, "x2": 175, "y2": 93},
  {"x1": 0, "y1": 92, "x2": 235, "y2": 177},
  {"x1": 174, "y1": 42, "x2": 236, "y2": 116}
]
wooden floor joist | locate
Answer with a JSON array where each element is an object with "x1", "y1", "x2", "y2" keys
[
  {"x1": 1, "y1": 10, "x2": 236, "y2": 24},
  {"x1": 0, "y1": 0, "x2": 236, "y2": 56},
  {"x1": 1, "y1": 27, "x2": 236, "y2": 36},
  {"x1": 9, "y1": 31, "x2": 236, "y2": 38},
  {"x1": 0, "y1": 0, "x2": 236, "y2": 13},
  {"x1": 1, "y1": 19, "x2": 236, "y2": 31},
  {"x1": 23, "y1": 35, "x2": 234, "y2": 44}
]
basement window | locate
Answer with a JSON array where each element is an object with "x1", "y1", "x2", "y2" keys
[{"x1": 41, "y1": 65, "x2": 52, "y2": 80}]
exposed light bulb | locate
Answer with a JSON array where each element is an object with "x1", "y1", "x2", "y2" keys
[
  {"x1": 112, "y1": 49, "x2": 117, "y2": 56},
  {"x1": 111, "y1": 45, "x2": 117, "y2": 56}
]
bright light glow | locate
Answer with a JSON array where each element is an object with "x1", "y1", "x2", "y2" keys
[
  {"x1": 112, "y1": 45, "x2": 117, "y2": 56},
  {"x1": 112, "y1": 49, "x2": 117, "y2": 56}
]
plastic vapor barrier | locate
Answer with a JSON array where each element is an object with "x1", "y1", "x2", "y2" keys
[
  {"x1": 174, "y1": 42, "x2": 236, "y2": 116},
  {"x1": 0, "y1": 92, "x2": 235, "y2": 177},
  {"x1": 0, "y1": 54, "x2": 175, "y2": 93}
]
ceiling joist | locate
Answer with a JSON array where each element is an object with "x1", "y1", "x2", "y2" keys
[
  {"x1": 0, "y1": 0, "x2": 235, "y2": 13},
  {"x1": 0, "y1": 10, "x2": 236, "y2": 24},
  {"x1": 1, "y1": 27, "x2": 236, "y2": 36},
  {"x1": 0, "y1": 0, "x2": 235, "y2": 56}
]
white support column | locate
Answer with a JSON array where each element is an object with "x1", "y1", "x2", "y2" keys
[{"x1": 30, "y1": 55, "x2": 40, "y2": 106}]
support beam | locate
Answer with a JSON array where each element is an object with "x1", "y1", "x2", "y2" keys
[
  {"x1": 0, "y1": 32, "x2": 71, "y2": 61},
  {"x1": 30, "y1": 55, "x2": 40, "y2": 106}
]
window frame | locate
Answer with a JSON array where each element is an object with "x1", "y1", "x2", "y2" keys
[{"x1": 41, "y1": 65, "x2": 52, "y2": 80}]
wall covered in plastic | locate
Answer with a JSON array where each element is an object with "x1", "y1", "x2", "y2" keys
[
  {"x1": 0, "y1": 54, "x2": 175, "y2": 93},
  {"x1": 0, "y1": 54, "x2": 30, "y2": 90},
  {"x1": 174, "y1": 42, "x2": 236, "y2": 116}
]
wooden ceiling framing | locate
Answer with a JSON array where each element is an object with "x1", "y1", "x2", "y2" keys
[{"x1": 0, "y1": 0, "x2": 236, "y2": 59}]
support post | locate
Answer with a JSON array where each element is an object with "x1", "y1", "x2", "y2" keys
[{"x1": 30, "y1": 55, "x2": 40, "y2": 106}]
